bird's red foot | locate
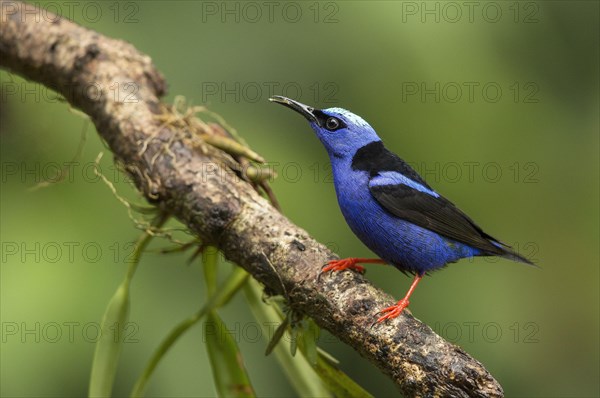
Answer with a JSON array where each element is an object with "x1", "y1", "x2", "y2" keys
[
  {"x1": 322, "y1": 258, "x2": 367, "y2": 274},
  {"x1": 376, "y1": 298, "x2": 410, "y2": 323}
]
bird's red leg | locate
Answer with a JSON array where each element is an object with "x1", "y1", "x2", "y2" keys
[
  {"x1": 322, "y1": 258, "x2": 386, "y2": 274},
  {"x1": 377, "y1": 274, "x2": 423, "y2": 323}
]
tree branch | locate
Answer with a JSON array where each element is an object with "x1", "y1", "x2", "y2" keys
[{"x1": 0, "y1": 2, "x2": 503, "y2": 397}]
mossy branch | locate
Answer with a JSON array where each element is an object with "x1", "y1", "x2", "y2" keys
[{"x1": 0, "y1": 2, "x2": 503, "y2": 397}]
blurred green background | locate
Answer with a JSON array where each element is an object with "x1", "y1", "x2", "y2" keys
[{"x1": 1, "y1": 1, "x2": 598, "y2": 397}]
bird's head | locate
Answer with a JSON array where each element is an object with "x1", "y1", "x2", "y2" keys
[{"x1": 270, "y1": 96, "x2": 380, "y2": 159}]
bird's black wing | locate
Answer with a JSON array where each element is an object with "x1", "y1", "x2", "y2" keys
[
  {"x1": 369, "y1": 182, "x2": 505, "y2": 255},
  {"x1": 352, "y1": 141, "x2": 504, "y2": 254}
]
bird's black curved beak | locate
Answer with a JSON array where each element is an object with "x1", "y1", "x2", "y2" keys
[{"x1": 269, "y1": 96, "x2": 321, "y2": 126}]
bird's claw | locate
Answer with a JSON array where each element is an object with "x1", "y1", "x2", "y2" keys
[
  {"x1": 321, "y1": 258, "x2": 366, "y2": 274},
  {"x1": 374, "y1": 299, "x2": 410, "y2": 325},
  {"x1": 317, "y1": 258, "x2": 365, "y2": 282}
]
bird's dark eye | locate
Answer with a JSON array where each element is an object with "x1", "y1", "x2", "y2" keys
[{"x1": 325, "y1": 117, "x2": 340, "y2": 131}]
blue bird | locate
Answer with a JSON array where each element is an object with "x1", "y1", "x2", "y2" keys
[{"x1": 269, "y1": 96, "x2": 534, "y2": 322}]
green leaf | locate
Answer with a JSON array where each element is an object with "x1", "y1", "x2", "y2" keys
[
  {"x1": 243, "y1": 279, "x2": 331, "y2": 398},
  {"x1": 205, "y1": 311, "x2": 256, "y2": 398},
  {"x1": 246, "y1": 282, "x2": 373, "y2": 398},
  {"x1": 314, "y1": 350, "x2": 374, "y2": 398},
  {"x1": 88, "y1": 283, "x2": 130, "y2": 398},
  {"x1": 203, "y1": 245, "x2": 219, "y2": 295},
  {"x1": 290, "y1": 325, "x2": 298, "y2": 357},
  {"x1": 201, "y1": 247, "x2": 255, "y2": 397},
  {"x1": 265, "y1": 315, "x2": 289, "y2": 356},
  {"x1": 200, "y1": 134, "x2": 265, "y2": 163},
  {"x1": 131, "y1": 268, "x2": 249, "y2": 397},
  {"x1": 301, "y1": 318, "x2": 320, "y2": 367},
  {"x1": 294, "y1": 322, "x2": 373, "y2": 397},
  {"x1": 89, "y1": 214, "x2": 169, "y2": 398}
]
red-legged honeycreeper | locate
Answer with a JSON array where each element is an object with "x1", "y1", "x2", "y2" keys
[{"x1": 269, "y1": 95, "x2": 534, "y2": 323}]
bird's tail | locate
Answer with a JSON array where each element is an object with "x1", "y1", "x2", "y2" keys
[{"x1": 491, "y1": 241, "x2": 538, "y2": 267}]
